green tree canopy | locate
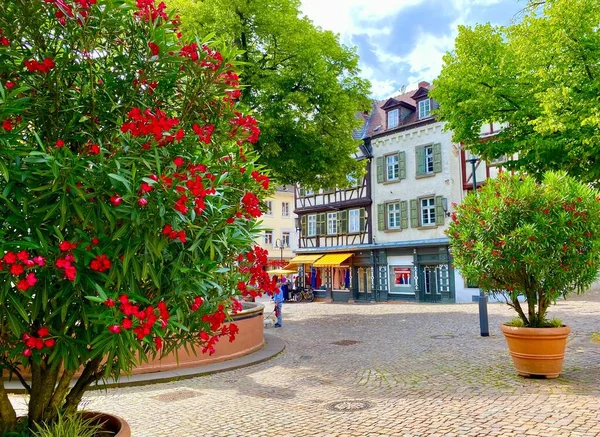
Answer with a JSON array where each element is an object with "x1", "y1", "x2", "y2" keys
[
  {"x1": 170, "y1": 0, "x2": 372, "y2": 189},
  {"x1": 431, "y1": 0, "x2": 600, "y2": 185}
]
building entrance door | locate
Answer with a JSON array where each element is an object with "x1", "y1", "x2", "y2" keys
[
  {"x1": 356, "y1": 267, "x2": 371, "y2": 300},
  {"x1": 420, "y1": 265, "x2": 441, "y2": 302}
]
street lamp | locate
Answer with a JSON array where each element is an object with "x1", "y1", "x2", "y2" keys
[
  {"x1": 274, "y1": 238, "x2": 285, "y2": 263},
  {"x1": 466, "y1": 152, "x2": 489, "y2": 337}
]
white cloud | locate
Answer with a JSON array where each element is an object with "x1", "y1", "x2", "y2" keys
[
  {"x1": 300, "y1": 0, "x2": 423, "y2": 42},
  {"x1": 398, "y1": 30, "x2": 456, "y2": 81}
]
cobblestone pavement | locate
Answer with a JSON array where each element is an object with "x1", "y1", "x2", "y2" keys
[{"x1": 9, "y1": 298, "x2": 600, "y2": 436}]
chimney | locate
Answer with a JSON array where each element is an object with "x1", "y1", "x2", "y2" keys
[{"x1": 418, "y1": 81, "x2": 430, "y2": 88}]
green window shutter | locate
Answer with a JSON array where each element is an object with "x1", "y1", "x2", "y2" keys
[
  {"x1": 410, "y1": 199, "x2": 419, "y2": 228},
  {"x1": 400, "y1": 201, "x2": 408, "y2": 229},
  {"x1": 435, "y1": 196, "x2": 445, "y2": 225},
  {"x1": 433, "y1": 143, "x2": 442, "y2": 173},
  {"x1": 416, "y1": 146, "x2": 425, "y2": 176},
  {"x1": 359, "y1": 208, "x2": 366, "y2": 232},
  {"x1": 377, "y1": 204, "x2": 385, "y2": 231},
  {"x1": 301, "y1": 215, "x2": 307, "y2": 237},
  {"x1": 299, "y1": 186, "x2": 305, "y2": 197},
  {"x1": 316, "y1": 213, "x2": 324, "y2": 235},
  {"x1": 376, "y1": 156, "x2": 384, "y2": 183},
  {"x1": 339, "y1": 210, "x2": 348, "y2": 234},
  {"x1": 398, "y1": 151, "x2": 406, "y2": 180}
]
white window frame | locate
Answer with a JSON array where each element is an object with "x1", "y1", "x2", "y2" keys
[
  {"x1": 387, "y1": 202, "x2": 400, "y2": 229},
  {"x1": 349, "y1": 209, "x2": 360, "y2": 233},
  {"x1": 387, "y1": 108, "x2": 399, "y2": 129},
  {"x1": 264, "y1": 230, "x2": 273, "y2": 245},
  {"x1": 307, "y1": 215, "x2": 317, "y2": 237},
  {"x1": 421, "y1": 197, "x2": 436, "y2": 226},
  {"x1": 264, "y1": 200, "x2": 273, "y2": 216},
  {"x1": 281, "y1": 202, "x2": 290, "y2": 218},
  {"x1": 386, "y1": 154, "x2": 399, "y2": 181},
  {"x1": 424, "y1": 145, "x2": 434, "y2": 173},
  {"x1": 327, "y1": 212, "x2": 337, "y2": 235},
  {"x1": 282, "y1": 232, "x2": 290, "y2": 247},
  {"x1": 418, "y1": 99, "x2": 431, "y2": 119}
]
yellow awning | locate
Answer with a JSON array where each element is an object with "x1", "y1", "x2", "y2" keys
[
  {"x1": 266, "y1": 269, "x2": 297, "y2": 275},
  {"x1": 313, "y1": 253, "x2": 353, "y2": 267},
  {"x1": 288, "y1": 254, "x2": 323, "y2": 264},
  {"x1": 282, "y1": 263, "x2": 299, "y2": 272}
]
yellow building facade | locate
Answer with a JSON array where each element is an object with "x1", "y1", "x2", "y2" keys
[{"x1": 257, "y1": 186, "x2": 297, "y2": 268}]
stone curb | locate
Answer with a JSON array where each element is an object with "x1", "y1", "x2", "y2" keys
[{"x1": 4, "y1": 333, "x2": 285, "y2": 394}]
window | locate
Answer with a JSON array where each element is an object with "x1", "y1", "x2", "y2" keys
[
  {"x1": 416, "y1": 144, "x2": 441, "y2": 176},
  {"x1": 264, "y1": 231, "x2": 273, "y2": 245},
  {"x1": 387, "y1": 109, "x2": 399, "y2": 129},
  {"x1": 307, "y1": 215, "x2": 316, "y2": 236},
  {"x1": 281, "y1": 202, "x2": 290, "y2": 217},
  {"x1": 282, "y1": 232, "x2": 290, "y2": 247},
  {"x1": 386, "y1": 154, "x2": 399, "y2": 181},
  {"x1": 387, "y1": 202, "x2": 401, "y2": 229},
  {"x1": 327, "y1": 212, "x2": 337, "y2": 235},
  {"x1": 421, "y1": 197, "x2": 436, "y2": 226},
  {"x1": 349, "y1": 209, "x2": 360, "y2": 233},
  {"x1": 264, "y1": 200, "x2": 273, "y2": 216},
  {"x1": 425, "y1": 145, "x2": 434, "y2": 174},
  {"x1": 418, "y1": 99, "x2": 430, "y2": 119}
]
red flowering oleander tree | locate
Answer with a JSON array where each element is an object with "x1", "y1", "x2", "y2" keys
[
  {"x1": 0, "y1": 0, "x2": 277, "y2": 432},
  {"x1": 448, "y1": 172, "x2": 600, "y2": 327}
]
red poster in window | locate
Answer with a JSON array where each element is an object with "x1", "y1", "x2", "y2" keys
[{"x1": 394, "y1": 267, "x2": 412, "y2": 285}]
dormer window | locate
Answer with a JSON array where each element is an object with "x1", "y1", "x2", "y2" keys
[
  {"x1": 418, "y1": 99, "x2": 431, "y2": 119},
  {"x1": 387, "y1": 109, "x2": 399, "y2": 129}
]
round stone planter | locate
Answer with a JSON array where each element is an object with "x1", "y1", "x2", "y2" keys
[
  {"x1": 130, "y1": 301, "x2": 265, "y2": 374},
  {"x1": 500, "y1": 324, "x2": 571, "y2": 379},
  {"x1": 81, "y1": 411, "x2": 131, "y2": 437}
]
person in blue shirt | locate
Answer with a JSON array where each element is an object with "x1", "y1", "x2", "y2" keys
[{"x1": 273, "y1": 279, "x2": 284, "y2": 328}]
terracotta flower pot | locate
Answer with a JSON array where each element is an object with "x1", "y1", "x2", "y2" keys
[
  {"x1": 500, "y1": 324, "x2": 571, "y2": 379},
  {"x1": 81, "y1": 411, "x2": 131, "y2": 437}
]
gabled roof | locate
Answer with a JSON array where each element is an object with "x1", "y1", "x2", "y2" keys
[
  {"x1": 364, "y1": 82, "x2": 436, "y2": 139},
  {"x1": 381, "y1": 98, "x2": 401, "y2": 110},
  {"x1": 411, "y1": 86, "x2": 430, "y2": 101}
]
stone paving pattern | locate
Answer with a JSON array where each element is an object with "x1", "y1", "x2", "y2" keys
[{"x1": 9, "y1": 298, "x2": 600, "y2": 436}]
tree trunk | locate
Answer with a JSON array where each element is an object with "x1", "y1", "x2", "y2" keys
[
  {"x1": 28, "y1": 358, "x2": 60, "y2": 427},
  {"x1": 64, "y1": 358, "x2": 102, "y2": 415},
  {"x1": 0, "y1": 377, "x2": 17, "y2": 433}
]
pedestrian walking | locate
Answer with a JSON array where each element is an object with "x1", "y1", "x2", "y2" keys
[{"x1": 273, "y1": 280, "x2": 284, "y2": 328}]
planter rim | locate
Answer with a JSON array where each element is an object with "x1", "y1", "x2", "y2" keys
[{"x1": 500, "y1": 323, "x2": 571, "y2": 336}]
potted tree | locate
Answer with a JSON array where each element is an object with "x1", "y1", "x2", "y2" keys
[
  {"x1": 0, "y1": 0, "x2": 276, "y2": 434},
  {"x1": 448, "y1": 172, "x2": 600, "y2": 378}
]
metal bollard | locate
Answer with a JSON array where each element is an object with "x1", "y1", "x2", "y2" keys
[{"x1": 478, "y1": 293, "x2": 489, "y2": 337}]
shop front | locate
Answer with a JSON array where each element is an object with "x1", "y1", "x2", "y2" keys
[{"x1": 312, "y1": 253, "x2": 353, "y2": 301}]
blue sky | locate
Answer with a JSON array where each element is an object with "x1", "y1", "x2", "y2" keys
[{"x1": 300, "y1": 0, "x2": 525, "y2": 99}]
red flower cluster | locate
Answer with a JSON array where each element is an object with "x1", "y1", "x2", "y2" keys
[
  {"x1": 2, "y1": 116, "x2": 21, "y2": 132},
  {"x1": 0, "y1": 28, "x2": 9, "y2": 46},
  {"x1": 89, "y1": 254, "x2": 111, "y2": 272},
  {"x1": 192, "y1": 123, "x2": 214, "y2": 144},
  {"x1": 241, "y1": 192, "x2": 262, "y2": 218},
  {"x1": 24, "y1": 58, "x2": 55, "y2": 74},
  {"x1": 107, "y1": 294, "x2": 168, "y2": 347},
  {"x1": 190, "y1": 296, "x2": 204, "y2": 311},
  {"x1": 148, "y1": 41, "x2": 160, "y2": 56},
  {"x1": 236, "y1": 246, "x2": 278, "y2": 299},
  {"x1": 134, "y1": 0, "x2": 167, "y2": 23},
  {"x1": 21, "y1": 327, "x2": 55, "y2": 357},
  {"x1": 2, "y1": 251, "x2": 44, "y2": 292},
  {"x1": 120, "y1": 107, "x2": 181, "y2": 146},
  {"x1": 199, "y1": 45, "x2": 223, "y2": 71},
  {"x1": 251, "y1": 170, "x2": 269, "y2": 190},
  {"x1": 162, "y1": 224, "x2": 186, "y2": 243},
  {"x1": 56, "y1": 241, "x2": 78, "y2": 281},
  {"x1": 180, "y1": 42, "x2": 199, "y2": 61},
  {"x1": 230, "y1": 112, "x2": 260, "y2": 144}
]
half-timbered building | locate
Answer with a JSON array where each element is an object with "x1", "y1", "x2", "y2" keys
[{"x1": 291, "y1": 117, "x2": 377, "y2": 301}]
